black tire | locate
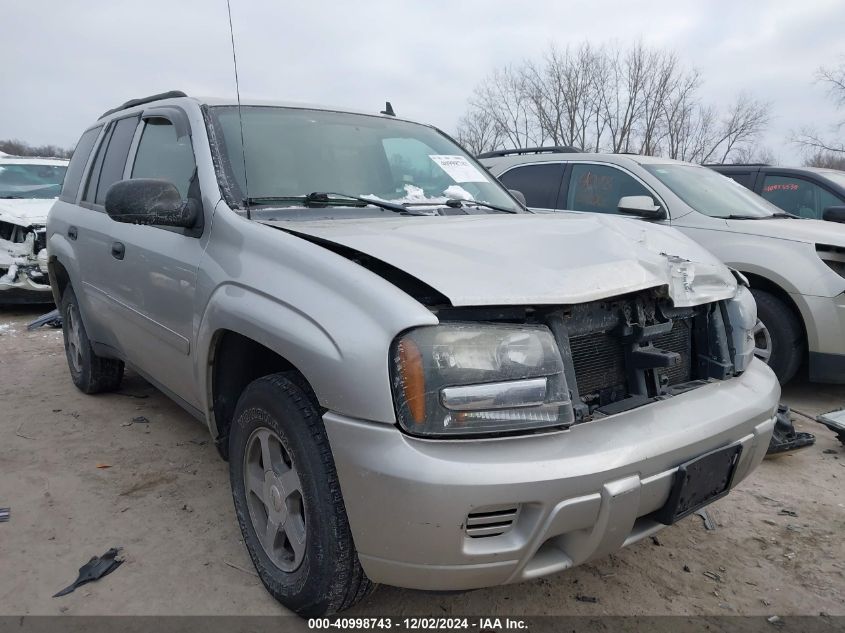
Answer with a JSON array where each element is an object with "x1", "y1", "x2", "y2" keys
[
  {"x1": 60, "y1": 286, "x2": 124, "y2": 394},
  {"x1": 228, "y1": 373, "x2": 374, "y2": 616},
  {"x1": 751, "y1": 288, "x2": 804, "y2": 384}
]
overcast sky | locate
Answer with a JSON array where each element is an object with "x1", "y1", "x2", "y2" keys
[{"x1": 2, "y1": 0, "x2": 843, "y2": 163}]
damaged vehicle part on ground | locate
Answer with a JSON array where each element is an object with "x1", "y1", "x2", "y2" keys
[
  {"x1": 48, "y1": 93, "x2": 780, "y2": 617},
  {"x1": 0, "y1": 155, "x2": 67, "y2": 303}
]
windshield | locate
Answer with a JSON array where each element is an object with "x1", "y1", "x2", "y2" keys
[
  {"x1": 0, "y1": 163, "x2": 67, "y2": 199},
  {"x1": 644, "y1": 164, "x2": 779, "y2": 218},
  {"x1": 208, "y1": 106, "x2": 519, "y2": 212},
  {"x1": 821, "y1": 170, "x2": 845, "y2": 190}
]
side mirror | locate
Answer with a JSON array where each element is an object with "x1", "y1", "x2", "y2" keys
[
  {"x1": 104, "y1": 179, "x2": 198, "y2": 228},
  {"x1": 508, "y1": 189, "x2": 527, "y2": 207},
  {"x1": 618, "y1": 195, "x2": 665, "y2": 219},
  {"x1": 822, "y1": 205, "x2": 845, "y2": 223}
]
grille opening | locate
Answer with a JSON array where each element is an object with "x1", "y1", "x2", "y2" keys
[{"x1": 466, "y1": 506, "x2": 520, "y2": 538}]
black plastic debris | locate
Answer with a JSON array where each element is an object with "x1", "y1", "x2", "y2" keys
[
  {"x1": 0, "y1": 508, "x2": 8, "y2": 523},
  {"x1": 27, "y1": 309, "x2": 62, "y2": 331},
  {"x1": 694, "y1": 508, "x2": 716, "y2": 531},
  {"x1": 575, "y1": 594, "x2": 598, "y2": 603},
  {"x1": 767, "y1": 405, "x2": 815, "y2": 456},
  {"x1": 53, "y1": 547, "x2": 123, "y2": 597}
]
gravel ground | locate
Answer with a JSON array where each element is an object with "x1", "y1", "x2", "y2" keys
[{"x1": 1, "y1": 306, "x2": 843, "y2": 618}]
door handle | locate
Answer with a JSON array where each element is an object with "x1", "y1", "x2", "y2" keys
[
  {"x1": 111, "y1": 242, "x2": 125, "y2": 260},
  {"x1": 67, "y1": 226, "x2": 78, "y2": 240}
]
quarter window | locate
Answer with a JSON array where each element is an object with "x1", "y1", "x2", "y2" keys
[
  {"x1": 94, "y1": 116, "x2": 139, "y2": 204},
  {"x1": 131, "y1": 119, "x2": 196, "y2": 198},
  {"x1": 760, "y1": 175, "x2": 845, "y2": 219},
  {"x1": 498, "y1": 164, "x2": 564, "y2": 209},
  {"x1": 567, "y1": 164, "x2": 653, "y2": 214}
]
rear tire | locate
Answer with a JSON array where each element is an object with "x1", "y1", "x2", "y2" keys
[
  {"x1": 60, "y1": 286, "x2": 124, "y2": 394},
  {"x1": 228, "y1": 373, "x2": 374, "y2": 616},
  {"x1": 751, "y1": 289, "x2": 804, "y2": 384}
]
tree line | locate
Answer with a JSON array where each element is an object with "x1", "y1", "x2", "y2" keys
[
  {"x1": 454, "y1": 42, "x2": 772, "y2": 164},
  {"x1": 0, "y1": 139, "x2": 73, "y2": 159}
]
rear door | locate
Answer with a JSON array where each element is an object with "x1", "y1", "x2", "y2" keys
[
  {"x1": 101, "y1": 112, "x2": 205, "y2": 407},
  {"x1": 759, "y1": 173, "x2": 845, "y2": 219},
  {"x1": 72, "y1": 115, "x2": 140, "y2": 347}
]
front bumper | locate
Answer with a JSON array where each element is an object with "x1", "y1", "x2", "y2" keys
[
  {"x1": 0, "y1": 272, "x2": 53, "y2": 304},
  {"x1": 324, "y1": 359, "x2": 779, "y2": 591},
  {"x1": 798, "y1": 292, "x2": 845, "y2": 383}
]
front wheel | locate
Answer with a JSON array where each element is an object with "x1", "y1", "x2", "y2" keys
[
  {"x1": 751, "y1": 289, "x2": 804, "y2": 384},
  {"x1": 228, "y1": 373, "x2": 374, "y2": 616}
]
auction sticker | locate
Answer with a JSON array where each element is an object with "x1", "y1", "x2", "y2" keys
[{"x1": 429, "y1": 155, "x2": 488, "y2": 183}]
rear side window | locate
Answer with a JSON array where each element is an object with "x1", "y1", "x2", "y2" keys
[
  {"x1": 60, "y1": 126, "x2": 102, "y2": 202},
  {"x1": 761, "y1": 175, "x2": 845, "y2": 219},
  {"x1": 93, "y1": 116, "x2": 139, "y2": 204},
  {"x1": 131, "y1": 119, "x2": 196, "y2": 198},
  {"x1": 498, "y1": 163, "x2": 564, "y2": 209},
  {"x1": 723, "y1": 172, "x2": 754, "y2": 189},
  {"x1": 566, "y1": 164, "x2": 652, "y2": 214}
]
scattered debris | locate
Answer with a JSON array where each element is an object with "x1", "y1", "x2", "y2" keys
[
  {"x1": 115, "y1": 392, "x2": 150, "y2": 399},
  {"x1": 95, "y1": 463, "x2": 111, "y2": 469},
  {"x1": 778, "y1": 509, "x2": 798, "y2": 517},
  {"x1": 694, "y1": 508, "x2": 716, "y2": 530},
  {"x1": 760, "y1": 598, "x2": 771, "y2": 606},
  {"x1": 575, "y1": 594, "x2": 598, "y2": 603},
  {"x1": 189, "y1": 438, "x2": 209, "y2": 446},
  {"x1": 703, "y1": 570, "x2": 723, "y2": 582},
  {"x1": 683, "y1": 565, "x2": 691, "y2": 573},
  {"x1": 27, "y1": 309, "x2": 62, "y2": 331},
  {"x1": 766, "y1": 405, "x2": 815, "y2": 457},
  {"x1": 599, "y1": 571, "x2": 616, "y2": 579},
  {"x1": 0, "y1": 508, "x2": 9, "y2": 523},
  {"x1": 122, "y1": 416, "x2": 150, "y2": 427},
  {"x1": 784, "y1": 552, "x2": 796, "y2": 560},
  {"x1": 822, "y1": 448, "x2": 838, "y2": 454},
  {"x1": 786, "y1": 524, "x2": 803, "y2": 532},
  {"x1": 650, "y1": 535, "x2": 663, "y2": 546},
  {"x1": 224, "y1": 560, "x2": 259, "y2": 578},
  {"x1": 181, "y1": 504, "x2": 193, "y2": 513},
  {"x1": 53, "y1": 547, "x2": 124, "y2": 597},
  {"x1": 767, "y1": 615, "x2": 783, "y2": 626}
]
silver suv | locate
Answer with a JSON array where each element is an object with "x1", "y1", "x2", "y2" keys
[
  {"x1": 482, "y1": 149, "x2": 845, "y2": 385},
  {"x1": 48, "y1": 93, "x2": 779, "y2": 616}
]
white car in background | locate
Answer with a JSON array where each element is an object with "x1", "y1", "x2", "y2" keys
[
  {"x1": 481, "y1": 149, "x2": 845, "y2": 385},
  {"x1": 0, "y1": 153, "x2": 68, "y2": 303}
]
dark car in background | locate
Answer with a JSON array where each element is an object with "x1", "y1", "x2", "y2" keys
[{"x1": 709, "y1": 164, "x2": 845, "y2": 223}]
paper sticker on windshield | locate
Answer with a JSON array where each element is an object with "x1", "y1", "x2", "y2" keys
[{"x1": 429, "y1": 155, "x2": 488, "y2": 183}]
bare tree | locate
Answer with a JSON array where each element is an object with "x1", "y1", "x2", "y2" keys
[
  {"x1": 804, "y1": 149, "x2": 845, "y2": 170},
  {"x1": 454, "y1": 110, "x2": 504, "y2": 155},
  {"x1": 455, "y1": 42, "x2": 770, "y2": 164},
  {"x1": 794, "y1": 58, "x2": 845, "y2": 155}
]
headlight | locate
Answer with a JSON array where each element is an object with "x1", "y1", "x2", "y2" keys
[
  {"x1": 725, "y1": 285, "x2": 757, "y2": 373},
  {"x1": 391, "y1": 323, "x2": 574, "y2": 437}
]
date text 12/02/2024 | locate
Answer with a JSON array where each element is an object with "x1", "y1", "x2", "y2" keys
[{"x1": 307, "y1": 617, "x2": 529, "y2": 630}]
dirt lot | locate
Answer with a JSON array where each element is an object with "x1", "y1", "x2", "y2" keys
[{"x1": 1, "y1": 305, "x2": 843, "y2": 618}]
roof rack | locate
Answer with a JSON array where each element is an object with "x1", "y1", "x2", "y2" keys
[
  {"x1": 476, "y1": 146, "x2": 582, "y2": 159},
  {"x1": 704, "y1": 163, "x2": 770, "y2": 167},
  {"x1": 99, "y1": 90, "x2": 188, "y2": 120}
]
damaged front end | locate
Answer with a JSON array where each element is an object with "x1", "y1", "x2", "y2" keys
[
  {"x1": 392, "y1": 283, "x2": 758, "y2": 436},
  {"x1": 0, "y1": 221, "x2": 52, "y2": 303}
]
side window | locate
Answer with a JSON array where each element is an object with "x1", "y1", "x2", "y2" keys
[
  {"x1": 60, "y1": 126, "x2": 102, "y2": 202},
  {"x1": 82, "y1": 125, "x2": 112, "y2": 203},
  {"x1": 567, "y1": 164, "x2": 653, "y2": 214},
  {"x1": 498, "y1": 164, "x2": 564, "y2": 209},
  {"x1": 94, "y1": 116, "x2": 139, "y2": 204},
  {"x1": 724, "y1": 172, "x2": 754, "y2": 189},
  {"x1": 131, "y1": 119, "x2": 196, "y2": 198},
  {"x1": 760, "y1": 175, "x2": 843, "y2": 219}
]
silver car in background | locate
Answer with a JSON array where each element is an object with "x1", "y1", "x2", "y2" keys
[
  {"x1": 482, "y1": 149, "x2": 845, "y2": 385},
  {"x1": 48, "y1": 94, "x2": 779, "y2": 615}
]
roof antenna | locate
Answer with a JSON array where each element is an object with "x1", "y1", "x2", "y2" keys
[
  {"x1": 226, "y1": 0, "x2": 250, "y2": 220},
  {"x1": 380, "y1": 101, "x2": 396, "y2": 117}
]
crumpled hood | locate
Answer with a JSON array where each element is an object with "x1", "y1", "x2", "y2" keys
[
  {"x1": 724, "y1": 217, "x2": 845, "y2": 246},
  {"x1": 0, "y1": 198, "x2": 54, "y2": 227},
  {"x1": 265, "y1": 213, "x2": 737, "y2": 307}
]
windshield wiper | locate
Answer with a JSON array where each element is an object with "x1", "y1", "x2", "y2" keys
[
  {"x1": 0, "y1": 195, "x2": 25, "y2": 199},
  {"x1": 399, "y1": 198, "x2": 518, "y2": 214},
  {"x1": 245, "y1": 192, "x2": 416, "y2": 215},
  {"x1": 722, "y1": 212, "x2": 798, "y2": 220}
]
